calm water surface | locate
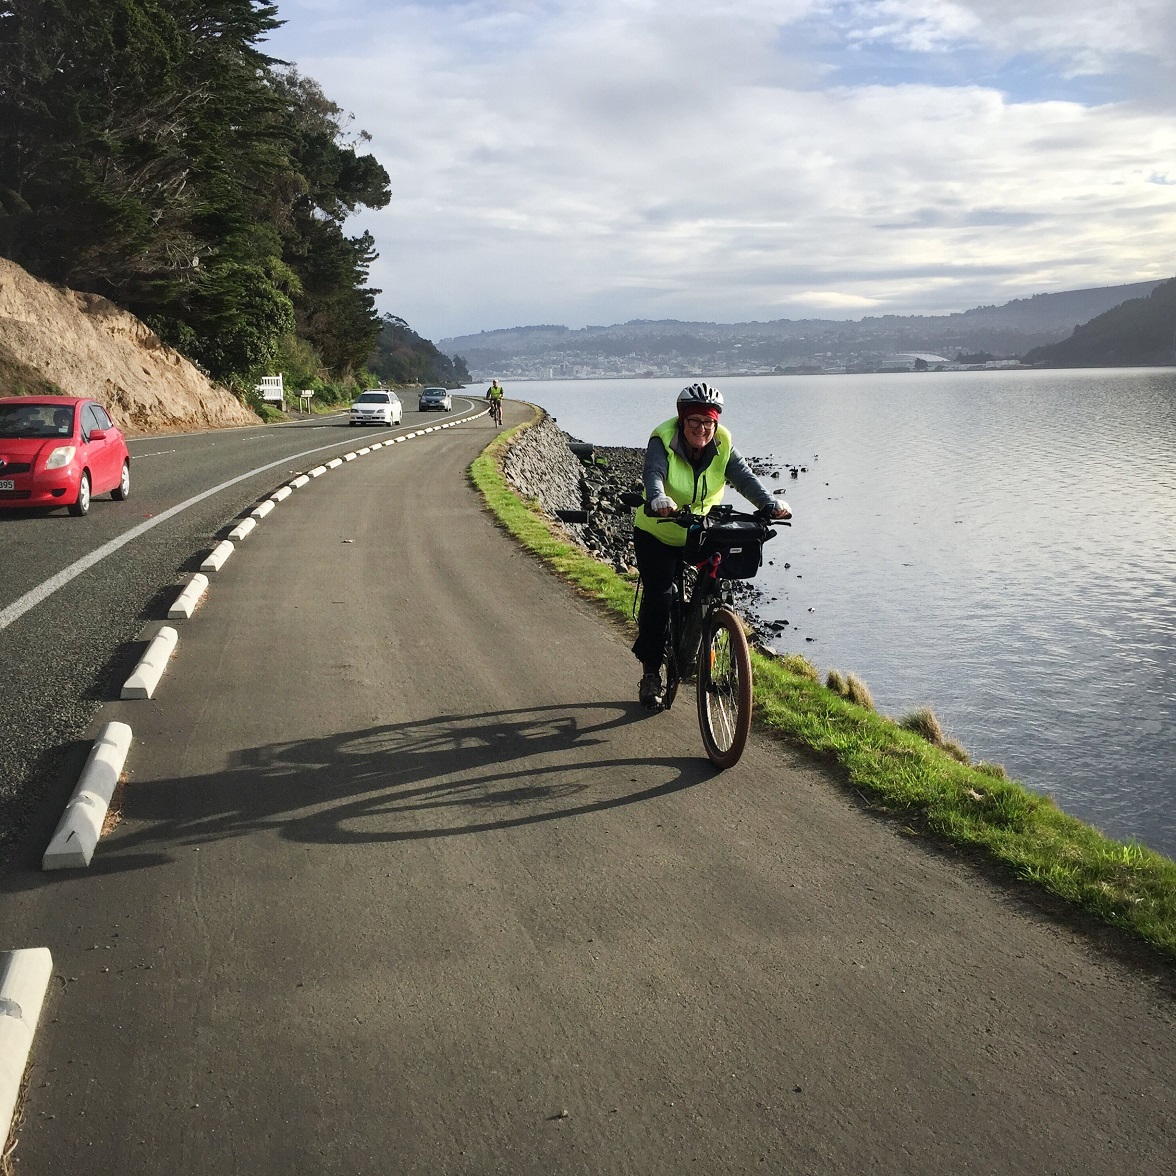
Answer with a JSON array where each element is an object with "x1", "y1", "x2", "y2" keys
[{"x1": 512, "y1": 369, "x2": 1176, "y2": 856}]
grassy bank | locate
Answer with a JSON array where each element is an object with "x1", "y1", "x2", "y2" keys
[{"x1": 469, "y1": 408, "x2": 1176, "y2": 961}]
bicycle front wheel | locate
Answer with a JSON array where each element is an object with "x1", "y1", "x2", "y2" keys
[{"x1": 696, "y1": 607, "x2": 753, "y2": 769}]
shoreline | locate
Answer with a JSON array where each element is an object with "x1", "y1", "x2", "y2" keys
[
  {"x1": 477, "y1": 403, "x2": 1176, "y2": 964},
  {"x1": 498, "y1": 410, "x2": 790, "y2": 649}
]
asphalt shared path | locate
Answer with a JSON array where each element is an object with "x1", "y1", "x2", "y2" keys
[{"x1": 3, "y1": 400, "x2": 1175, "y2": 1172}]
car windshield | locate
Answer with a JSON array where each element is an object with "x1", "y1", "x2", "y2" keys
[
  {"x1": 423, "y1": 389, "x2": 446, "y2": 396},
  {"x1": 0, "y1": 402, "x2": 75, "y2": 438},
  {"x1": 355, "y1": 392, "x2": 389, "y2": 404}
]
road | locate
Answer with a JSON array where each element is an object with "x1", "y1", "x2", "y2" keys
[
  {"x1": 3, "y1": 398, "x2": 1175, "y2": 1173},
  {"x1": 0, "y1": 399, "x2": 483, "y2": 861}
]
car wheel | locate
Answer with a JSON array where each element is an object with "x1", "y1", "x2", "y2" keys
[
  {"x1": 111, "y1": 460, "x2": 131, "y2": 500},
  {"x1": 68, "y1": 470, "x2": 91, "y2": 517}
]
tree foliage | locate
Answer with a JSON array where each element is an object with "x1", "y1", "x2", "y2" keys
[
  {"x1": 0, "y1": 0, "x2": 391, "y2": 381},
  {"x1": 368, "y1": 315, "x2": 470, "y2": 387}
]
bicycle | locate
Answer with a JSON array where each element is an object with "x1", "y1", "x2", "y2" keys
[
  {"x1": 623, "y1": 495, "x2": 786, "y2": 769},
  {"x1": 487, "y1": 397, "x2": 503, "y2": 427}
]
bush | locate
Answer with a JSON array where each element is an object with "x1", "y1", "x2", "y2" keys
[
  {"x1": 845, "y1": 673, "x2": 875, "y2": 711},
  {"x1": 781, "y1": 653, "x2": 820, "y2": 682},
  {"x1": 901, "y1": 706, "x2": 945, "y2": 745}
]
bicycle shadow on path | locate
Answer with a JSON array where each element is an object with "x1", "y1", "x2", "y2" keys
[{"x1": 4, "y1": 701, "x2": 718, "y2": 886}]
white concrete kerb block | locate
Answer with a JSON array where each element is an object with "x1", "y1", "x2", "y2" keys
[
  {"x1": 271, "y1": 486, "x2": 293, "y2": 503},
  {"x1": 228, "y1": 517, "x2": 257, "y2": 542},
  {"x1": 121, "y1": 626, "x2": 179, "y2": 699},
  {"x1": 343, "y1": 452, "x2": 357, "y2": 462},
  {"x1": 167, "y1": 573, "x2": 209, "y2": 619},
  {"x1": 251, "y1": 500, "x2": 275, "y2": 520},
  {"x1": 0, "y1": 947, "x2": 53, "y2": 1142},
  {"x1": 309, "y1": 465, "x2": 327, "y2": 478},
  {"x1": 327, "y1": 457, "x2": 343, "y2": 469},
  {"x1": 405, "y1": 432, "x2": 417, "y2": 439},
  {"x1": 394, "y1": 436, "x2": 405, "y2": 442},
  {"x1": 43, "y1": 722, "x2": 132, "y2": 869},
  {"x1": 357, "y1": 447, "x2": 371, "y2": 455},
  {"x1": 289, "y1": 474, "x2": 310, "y2": 490},
  {"x1": 200, "y1": 540, "x2": 235, "y2": 572}
]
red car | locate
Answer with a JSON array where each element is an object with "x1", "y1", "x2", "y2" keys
[{"x1": 0, "y1": 396, "x2": 131, "y2": 516}]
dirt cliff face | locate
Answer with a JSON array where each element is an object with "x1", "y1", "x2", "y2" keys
[{"x1": 0, "y1": 257, "x2": 260, "y2": 435}]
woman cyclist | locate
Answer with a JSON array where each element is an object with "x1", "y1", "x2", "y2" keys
[{"x1": 633, "y1": 382, "x2": 791, "y2": 709}]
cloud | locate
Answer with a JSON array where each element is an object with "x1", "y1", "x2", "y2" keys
[
  {"x1": 794, "y1": 290, "x2": 881, "y2": 308},
  {"x1": 824, "y1": 0, "x2": 1176, "y2": 78},
  {"x1": 264, "y1": 1, "x2": 1176, "y2": 337}
]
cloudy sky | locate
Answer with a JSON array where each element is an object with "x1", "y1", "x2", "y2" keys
[{"x1": 264, "y1": 0, "x2": 1176, "y2": 340}]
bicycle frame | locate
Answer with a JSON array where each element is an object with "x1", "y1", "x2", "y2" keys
[{"x1": 662, "y1": 550, "x2": 726, "y2": 702}]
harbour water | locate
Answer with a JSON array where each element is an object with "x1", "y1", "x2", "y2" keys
[{"x1": 509, "y1": 369, "x2": 1176, "y2": 857}]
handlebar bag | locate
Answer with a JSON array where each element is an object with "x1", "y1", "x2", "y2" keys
[{"x1": 686, "y1": 516, "x2": 765, "y2": 579}]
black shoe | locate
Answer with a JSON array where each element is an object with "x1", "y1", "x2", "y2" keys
[{"x1": 639, "y1": 672, "x2": 663, "y2": 710}]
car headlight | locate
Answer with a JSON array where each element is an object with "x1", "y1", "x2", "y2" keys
[{"x1": 45, "y1": 446, "x2": 77, "y2": 470}]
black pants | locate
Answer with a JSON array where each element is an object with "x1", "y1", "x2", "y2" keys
[{"x1": 632, "y1": 527, "x2": 684, "y2": 670}]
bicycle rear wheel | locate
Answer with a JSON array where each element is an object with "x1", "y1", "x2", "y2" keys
[{"x1": 696, "y1": 606, "x2": 753, "y2": 769}]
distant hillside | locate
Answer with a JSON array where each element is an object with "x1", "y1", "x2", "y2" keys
[
  {"x1": 1024, "y1": 280, "x2": 1176, "y2": 367},
  {"x1": 368, "y1": 315, "x2": 470, "y2": 387},
  {"x1": 439, "y1": 280, "x2": 1168, "y2": 379}
]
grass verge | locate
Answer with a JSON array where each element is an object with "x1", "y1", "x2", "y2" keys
[{"x1": 469, "y1": 407, "x2": 1176, "y2": 961}]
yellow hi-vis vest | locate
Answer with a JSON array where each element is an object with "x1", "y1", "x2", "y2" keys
[{"x1": 633, "y1": 417, "x2": 732, "y2": 548}]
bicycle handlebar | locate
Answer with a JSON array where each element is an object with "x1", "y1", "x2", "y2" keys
[{"x1": 617, "y1": 491, "x2": 790, "y2": 525}]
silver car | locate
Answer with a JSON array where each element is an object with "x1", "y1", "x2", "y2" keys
[{"x1": 417, "y1": 387, "x2": 452, "y2": 412}]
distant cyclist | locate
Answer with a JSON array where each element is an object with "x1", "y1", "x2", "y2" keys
[
  {"x1": 485, "y1": 379, "x2": 504, "y2": 425},
  {"x1": 633, "y1": 382, "x2": 791, "y2": 709}
]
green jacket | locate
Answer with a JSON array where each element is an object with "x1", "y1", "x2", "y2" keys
[{"x1": 633, "y1": 417, "x2": 733, "y2": 548}]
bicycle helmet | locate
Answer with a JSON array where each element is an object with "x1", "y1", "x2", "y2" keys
[{"x1": 676, "y1": 382, "x2": 724, "y2": 413}]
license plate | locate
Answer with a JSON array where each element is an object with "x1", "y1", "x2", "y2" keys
[{"x1": 0, "y1": 479, "x2": 13, "y2": 490}]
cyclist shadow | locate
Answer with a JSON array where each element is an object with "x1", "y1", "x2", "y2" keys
[{"x1": 62, "y1": 700, "x2": 718, "y2": 874}]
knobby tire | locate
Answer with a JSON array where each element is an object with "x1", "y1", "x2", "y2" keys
[{"x1": 696, "y1": 606, "x2": 753, "y2": 769}]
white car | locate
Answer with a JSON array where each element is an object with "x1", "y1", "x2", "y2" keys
[
  {"x1": 349, "y1": 390, "x2": 403, "y2": 426},
  {"x1": 418, "y1": 387, "x2": 453, "y2": 412}
]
